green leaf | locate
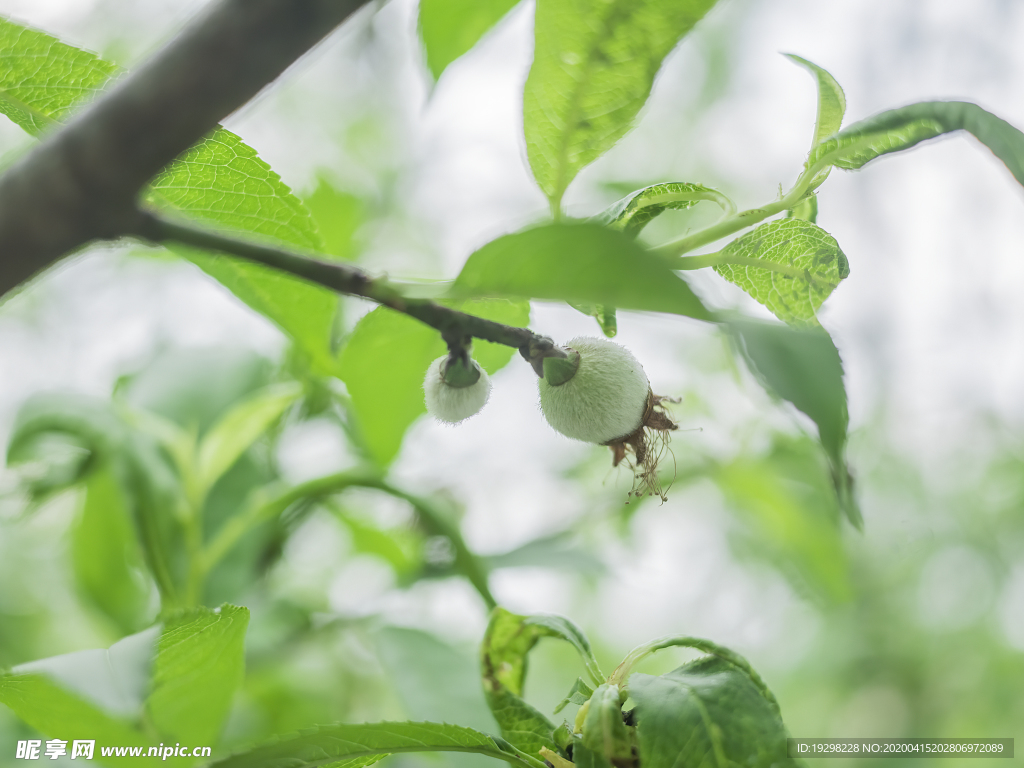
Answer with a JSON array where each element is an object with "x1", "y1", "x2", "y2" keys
[
  {"x1": 570, "y1": 742, "x2": 613, "y2": 768},
  {"x1": 729, "y1": 319, "x2": 860, "y2": 528},
  {"x1": 785, "y1": 54, "x2": 845, "y2": 191},
  {"x1": 338, "y1": 299, "x2": 529, "y2": 466},
  {"x1": 523, "y1": 615, "x2": 603, "y2": 686},
  {"x1": 568, "y1": 302, "x2": 618, "y2": 337},
  {"x1": 807, "y1": 101, "x2": 1024, "y2": 190},
  {"x1": 553, "y1": 677, "x2": 594, "y2": 715},
  {"x1": 627, "y1": 656, "x2": 794, "y2": 768},
  {"x1": 580, "y1": 684, "x2": 631, "y2": 763},
  {"x1": 0, "y1": 674, "x2": 150, "y2": 765},
  {"x1": 715, "y1": 436, "x2": 852, "y2": 604},
  {"x1": 208, "y1": 721, "x2": 541, "y2": 768},
  {"x1": 481, "y1": 608, "x2": 560, "y2": 758},
  {"x1": 610, "y1": 635, "x2": 777, "y2": 709},
  {"x1": 73, "y1": 465, "x2": 151, "y2": 634},
  {"x1": 303, "y1": 177, "x2": 364, "y2": 261},
  {"x1": 153, "y1": 135, "x2": 338, "y2": 375},
  {"x1": 376, "y1": 631, "x2": 472, "y2": 715},
  {"x1": 713, "y1": 218, "x2": 849, "y2": 325},
  {"x1": 196, "y1": 382, "x2": 301, "y2": 497},
  {"x1": 785, "y1": 55, "x2": 846, "y2": 148},
  {"x1": 0, "y1": 627, "x2": 169, "y2": 764},
  {"x1": 580, "y1": 182, "x2": 734, "y2": 331},
  {"x1": 454, "y1": 223, "x2": 711, "y2": 321},
  {"x1": 7, "y1": 394, "x2": 186, "y2": 600},
  {"x1": 524, "y1": 0, "x2": 719, "y2": 209},
  {"x1": 7, "y1": 626, "x2": 159, "y2": 720},
  {"x1": 595, "y1": 182, "x2": 736, "y2": 238},
  {"x1": 418, "y1": 0, "x2": 521, "y2": 80},
  {"x1": 146, "y1": 604, "x2": 250, "y2": 745},
  {"x1": 0, "y1": 17, "x2": 338, "y2": 374},
  {"x1": 0, "y1": 17, "x2": 118, "y2": 134},
  {"x1": 484, "y1": 532, "x2": 605, "y2": 578},
  {"x1": 376, "y1": 627, "x2": 497, "y2": 734},
  {"x1": 333, "y1": 508, "x2": 423, "y2": 580}
]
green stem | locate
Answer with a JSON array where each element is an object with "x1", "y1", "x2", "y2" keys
[
  {"x1": 550, "y1": 195, "x2": 563, "y2": 222},
  {"x1": 371, "y1": 479, "x2": 497, "y2": 610},
  {"x1": 653, "y1": 157, "x2": 832, "y2": 258},
  {"x1": 182, "y1": 502, "x2": 205, "y2": 607},
  {"x1": 201, "y1": 468, "x2": 497, "y2": 610}
]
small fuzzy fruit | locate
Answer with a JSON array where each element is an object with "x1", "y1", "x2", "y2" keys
[
  {"x1": 423, "y1": 355, "x2": 491, "y2": 424},
  {"x1": 538, "y1": 336, "x2": 649, "y2": 444},
  {"x1": 538, "y1": 336, "x2": 680, "y2": 502}
]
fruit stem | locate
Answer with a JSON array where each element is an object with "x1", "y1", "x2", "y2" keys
[{"x1": 543, "y1": 349, "x2": 580, "y2": 386}]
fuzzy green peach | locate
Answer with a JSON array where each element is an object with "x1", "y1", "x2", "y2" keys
[
  {"x1": 538, "y1": 336, "x2": 649, "y2": 444},
  {"x1": 423, "y1": 355, "x2": 491, "y2": 424}
]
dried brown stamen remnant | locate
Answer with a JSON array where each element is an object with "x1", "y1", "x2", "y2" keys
[{"x1": 604, "y1": 390, "x2": 679, "y2": 502}]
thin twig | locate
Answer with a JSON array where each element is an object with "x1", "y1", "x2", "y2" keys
[
  {"x1": 133, "y1": 210, "x2": 563, "y2": 364},
  {"x1": 201, "y1": 467, "x2": 497, "y2": 609}
]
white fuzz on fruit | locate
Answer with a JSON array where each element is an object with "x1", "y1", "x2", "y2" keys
[
  {"x1": 538, "y1": 336, "x2": 649, "y2": 444},
  {"x1": 423, "y1": 356, "x2": 491, "y2": 424}
]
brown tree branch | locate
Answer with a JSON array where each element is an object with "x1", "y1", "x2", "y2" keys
[
  {"x1": 0, "y1": 0, "x2": 370, "y2": 297},
  {"x1": 133, "y1": 210, "x2": 566, "y2": 367},
  {"x1": 0, "y1": 0, "x2": 570, "y2": 373}
]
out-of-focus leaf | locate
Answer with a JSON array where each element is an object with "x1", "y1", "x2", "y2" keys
[
  {"x1": 0, "y1": 675, "x2": 150, "y2": 765},
  {"x1": 73, "y1": 465, "x2": 152, "y2": 633},
  {"x1": 484, "y1": 532, "x2": 605, "y2": 578},
  {"x1": 7, "y1": 394, "x2": 186, "y2": 598},
  {"x1": 9, "y1": 626, "x2": 159, "y2": 720},
  {"x1": 524, "y1": 0, "x2": 719, "y2": 209},
  {"x1": 580, "y1": 684, "x2": 630, "y2": 764},
  {"x1": 729, "y1": 320, "x2": 860, "y2": 528},
  {"x1": 146, "y1": 605, "x2": 249, "y2": 746},
  {"x1": 807, "y1": 100, "x2": 1024, "y2": 190},
  {"x1": 418, "y1": 0, "x2": 521, "y2": 80},
  {"x1": 196, "y1": 383, "x2": 301, "y2": 497},
  {"x1": 627, "y1": 656, "x2": 794, "y2": 768},
  {"x1": 595, "y1": 182, "x2": 736, "y2": 238},
  {"x1": 570, "y1": 742, "x2": 612, "y2": 768},
  {"x1": 375, "y1": 627, "x2": 496, "y2": 732},
  {"x1": 303, "y1": 177, "x2": 364, "y2": 260},
  {"x1": 713, "y1": 219, "x2": 849, "y2": 326},
  {"x1": 208, "y1": 721, "x2": 538, "y2": 768},
  {"x1": 716, "y1": 436, "x2": 852, "y2": 604},
  {"x1": 5, "y1": 432, "x2": 92, "y2": 502},
  {"x1": 0, "y1": 18, "x2": 338, "y2": 372},
  {"x1": 785, "y1": 54, "x2": 845, "y2": 191},
  {"x1": 338, "y1": 299, "x2": 529, "y2": 466},
  {"x1": 335, "y1": 508, "x2": 423, "y2": 580},
  {"x1": 121, "y1": 347, "x2": 272, "y2": 435},
  {"x1": 454, "y1": 223, "x2": 711, "y2": 321}
]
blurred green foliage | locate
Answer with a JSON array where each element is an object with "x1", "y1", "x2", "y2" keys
[{"x1": 1, "y1": 2, "x2": 1023, "y2": 767}]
